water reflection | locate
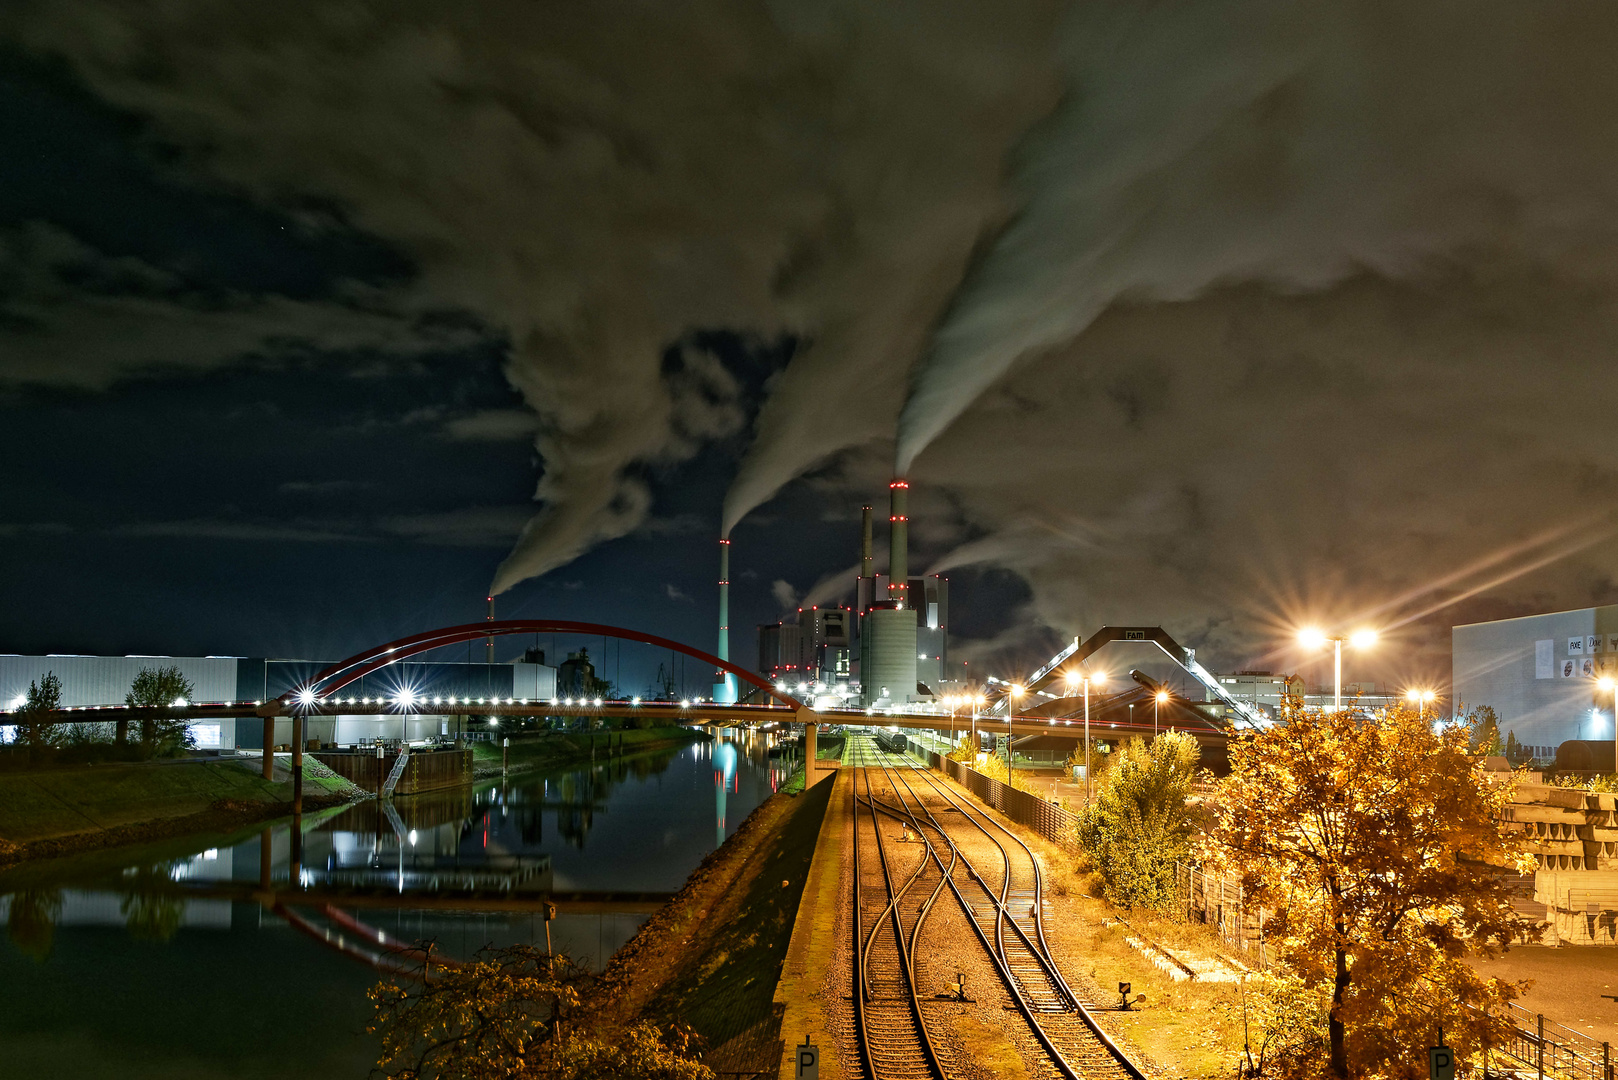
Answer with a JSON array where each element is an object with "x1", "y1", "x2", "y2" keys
[
  {"x1": 0, "y1": 729, "x2": 805, "y2": 1078},
  {"x1": 0, "y1": 729, "x2": 795, "y2": 963}
]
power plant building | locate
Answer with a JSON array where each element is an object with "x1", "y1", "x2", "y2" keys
[{"x1": 757, "y1": 607, "x2": 852, "y2": 687}]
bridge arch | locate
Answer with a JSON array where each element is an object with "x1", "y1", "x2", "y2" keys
[{"x1": 284, "y1": 620, "x2": 800, "y2": 711}]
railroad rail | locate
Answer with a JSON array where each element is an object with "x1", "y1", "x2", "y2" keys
[{"x1": 847, "y1": 735, "x2": 1148, "y2": 1080}]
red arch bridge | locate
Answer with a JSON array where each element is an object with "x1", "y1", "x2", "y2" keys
[{"x1": 9, "y1": 619, "x2": 1232, "y2": 774}]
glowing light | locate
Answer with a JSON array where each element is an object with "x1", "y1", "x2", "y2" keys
[
  {"x1": 1602, "y1": 676, "x2": 1616, "y2": 691},
  {"x1": 1297, "y1": 627, "x2": 1328, "y2": 650},
  {"x1": 632, "y1": 696, "x2": 642, "y2": 706},
  {"x1": 172, "y1": 697, "x2": 188, "y2": 707},
  {"x1": 680, "y1": 699, "x2": 691, "y2": 708},
  {"x1": 593, "y1": 697, "x2": 603, "y2": 706},
  {"x1": 1350, "y1": 629, "x2": 1378, "y2": 650},
  {"x1": 1155, "y1": 691, "x2": 1170, "y2": 703},
  {"x1": 296, "y1": 689, "x2": 316, "y2": 707},
  {"x1": 489, "y1": 716, "x2": 499, "y2": 726},
  {"x1": 408, "y1": 830, "x2": 418, "y2": 846}
]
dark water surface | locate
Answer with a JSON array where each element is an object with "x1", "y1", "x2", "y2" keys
[{"x1": 0, "y1": 730, "x2": 791, "y2": 1079}]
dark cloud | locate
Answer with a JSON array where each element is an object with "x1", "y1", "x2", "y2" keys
[{"x1": 7, "y1": 2, "x2": 1618, "y2": 689}]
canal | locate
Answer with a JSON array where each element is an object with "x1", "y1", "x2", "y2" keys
[{"x1": 0, "y1": 730, "x2": 791, "y2": 1079}]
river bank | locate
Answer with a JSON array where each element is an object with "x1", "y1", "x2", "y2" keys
[
  {"x1": 0, "y1": 755, "x2": 364, "y2": 868},
  {"x1": 588, "y1": 771, "x2": 836, "y2": 1076}
]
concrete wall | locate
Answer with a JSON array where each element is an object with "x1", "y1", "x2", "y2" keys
[{"x1": 1453, "y1": 605, "x2": 1618, "y2": 753}]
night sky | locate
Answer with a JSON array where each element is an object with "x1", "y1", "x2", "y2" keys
[{"x1": 6, "y1": 5, "x2": 1618, "y2": 698}]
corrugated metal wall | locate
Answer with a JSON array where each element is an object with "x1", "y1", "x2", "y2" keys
[{"x1": 0, "y1": 655, "x2": 239, "y2": 708}]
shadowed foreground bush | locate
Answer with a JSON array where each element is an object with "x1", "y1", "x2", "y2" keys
[{"x1": 368, "y1": 944, "x2": 712, "y2": 1080}]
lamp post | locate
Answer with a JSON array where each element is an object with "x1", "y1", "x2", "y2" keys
[
  {"x1": 1065, "y1": 670, "x2": 1107, "y2": 804},
  {"x1": 1155, "y1": 690, "x2": 1168, "y2": 738},
  {"x1": 1298, "y1": 627, "x2": 1378, "y2": 712},
  {"x1": 1006, "y1": 684, "x2": 1024, "y2": 774},
  {"x1": 1404, "y1": 688, "x2": 1437, "y2": 720},
  {"x1": 1601, "y1": 677, "x2": 1618, "y2": 776}
]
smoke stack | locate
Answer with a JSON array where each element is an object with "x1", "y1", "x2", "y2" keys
[
  {"x1": 713, "y1": 537, "x2": 737, "y2": 703},
  {"x1": 888, "y1": 479, "x2": 909, "y2": 607},
  {"x1": 860, "y1": 505, "x2": 874, "y2": 580},
  {"x1": 486, "y1": 595, "x2": 495, "y2": 664}
]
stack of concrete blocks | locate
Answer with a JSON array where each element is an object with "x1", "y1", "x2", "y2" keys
[{"x1": 1498, "y1": 777, "x2": 1618, "y2": 945}]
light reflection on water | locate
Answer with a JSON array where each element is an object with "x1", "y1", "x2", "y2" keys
[{"x1": 0, "y1": 729, "x2": 798, "y2": 1080}]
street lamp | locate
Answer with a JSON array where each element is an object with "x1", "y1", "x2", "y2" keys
[
  {"x1": 1298, "y1": 627, "x2": 1378, "y2": 712},
  {"x1": 1600, "y1": 677, "x2": 1618, "y2": 776},
  {"x1": 1404, "y1": 688, "x2": 1437, "y2": 720},
  {"x1": 1006, "y1": 684, "x2": 1024, "y2": 774},
  {"x1": 1155, "y1": 690, "x2": 1169, "y2": 738},
  {"x1": 1065, "y1": 670, "x2": 1107, "y2": 804}
]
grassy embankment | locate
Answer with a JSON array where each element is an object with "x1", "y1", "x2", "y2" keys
[
  {"x1": 468, "y1": 725, "x2": 704, "y2": 778},
  {"x1": 0, "y1": 757, "x2": 362, "y2": 866},
  {"x1": 589, "y1": 774, "x2": 837, "y2": 1075}
]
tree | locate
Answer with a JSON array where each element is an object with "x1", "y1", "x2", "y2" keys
[
  {"x1": 367, "y1": 944, "x2": 711, "y2": 1080},
  {"x1": 124, "y1": 666, "x2": 196, "y2": 757},
  {"x1": 1078, "y1": 731, "x2": 1199, "y2": 910},
  {"x1": 6, "y1": 888, "x2": 63, "y2": 961},
  {"x1": 15, "y1": 672, "x2": 66, "y2": 762},
  {"x1": 1464, "y1": 705, "x2": 1502, "y2": 756},
  {"x1": 1211, "y1": 704, "x2": 1532, "y2": 1079},
  {"x1": 1504, "y1": 729, "x2": 1522, "y2": 765}
]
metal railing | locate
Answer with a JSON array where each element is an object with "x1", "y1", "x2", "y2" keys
[{"x1": 1497, "y1": 1002, "x2": 1613, "y2": 1080}]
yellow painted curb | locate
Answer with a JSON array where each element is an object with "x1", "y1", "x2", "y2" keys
[{"x1": 773, "y1": 766, "x2": 849, "y2": 1080}]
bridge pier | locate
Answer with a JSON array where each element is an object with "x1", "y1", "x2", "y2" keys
[{"x1": 291, "y1": 713, "x2": 304, "y2": 815}]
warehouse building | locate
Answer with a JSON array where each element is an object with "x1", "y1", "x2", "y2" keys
[
  {"x1": 0, "y1": 653, "x2": 556, "y2": 750},
  {"x1": 1453, "y1": 605, "x2": 1618, "y2": 758}
]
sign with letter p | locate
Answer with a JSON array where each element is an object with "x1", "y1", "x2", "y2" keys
[
  {"x1": 795, "y1": 1037, "x2": 819, "y2": 1080},
  {"x1": 1428, "y1": 1045, "x2": 1454, "y2": 1080}
]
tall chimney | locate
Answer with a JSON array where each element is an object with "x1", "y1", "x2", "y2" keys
[
  {"x1": 486, "y1": 595, "x2": 495, "y2": 664},
  {"x1": 713, "y1": 537, "x2": 736, "y2": 703},
  {"x1": 888, "y1": 479, "x2": 909, "y2": 607},
  {"x1": 860, "y1": 505, "x2": 874, "y2": 580}
]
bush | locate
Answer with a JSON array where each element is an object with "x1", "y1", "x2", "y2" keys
[
  {"x1": 1076, "y1": 731, "x2": 1199, "y2": 911},
  {"x1": 1241, "y1": 970, "x2": 1330, "y2": 1076},
  {"x1": 368, "y1": 944, "x2": 712, "y2": 1080}
]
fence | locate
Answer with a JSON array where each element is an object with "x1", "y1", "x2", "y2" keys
[
  {"x1": 1175, "y1": 861, "x2": 1275, "y2": 972},
  {"x1": 906, "y1": 738, "x2": 1080, "y2": 849}
]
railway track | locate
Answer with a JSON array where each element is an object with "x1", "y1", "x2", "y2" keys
[
  {"x1": 847, "y1": 735, "x2": 1148, "y2": 1080},
  {"x1": 852, "y1": 745, "x2": 952, "y2": 1080}
]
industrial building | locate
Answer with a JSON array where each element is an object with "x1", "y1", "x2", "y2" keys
[
  {"x1": 853, "y1": 479, "x2": 950, "y2": 708},
  {"x1": 0, "y1": 653, "x2": 556, "y2": 750},
  {"x1": 757, "y1": 606, "x2": 852, "y2": 687},
  {"x1": 749, "y1": 477, "x2": 952, "y2": 709},
  {"x1": 1453, "y1": 605, "x2": 1618, "y2": 757},
  {"x1": 1207, "y1": 671, "x2": 1403, "y2": 720}
]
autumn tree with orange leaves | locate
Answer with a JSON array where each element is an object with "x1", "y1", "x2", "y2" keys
[{"x1": 1211, "y1": 703, "x2": 1533, "y2": 1079}]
